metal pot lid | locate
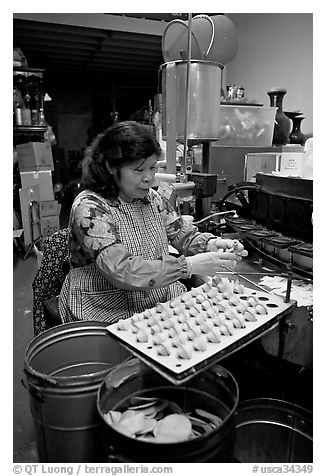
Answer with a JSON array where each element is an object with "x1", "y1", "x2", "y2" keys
[
  {"x1": 226, "y1": 217, "x2": 252, "y2": 225},
  {"x1": 234, "y1": 223, "x2": 258, "y2": 231},
  {"x1": 249, "y1": 230, "x2": 277, "y2": 238},
  {"x1": 263, "y1": 235, "x2": 299, "y2": 248},
  {"x1": 289, "y1": 242, "x2": 313, "y2": 257}
]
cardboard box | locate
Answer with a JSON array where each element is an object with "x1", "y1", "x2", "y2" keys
[
  {"x1": 39, "y1": 200, "x2": 60, "y2": 217},
  {"x1": 19, "y1": 184, "x2": 41, "y2": 246},
  {"x1": 279, "y1": 152, "x2": 304, "y2": 177},
  {"x1": 244, "y1": 153, "x2": 280, "y2": 182},
  {"x1": 40, "y1": 215, "x2": 60, "y2": 238},
  {"x1": 280, "y1": 144, "x2": 304, "y2": 153},
  {"x1": 20, "y1": 170, "x2": 54, "y2": 201},
  {"x1": 16, "y1": 141, "x2": 54, "y2": 172}
]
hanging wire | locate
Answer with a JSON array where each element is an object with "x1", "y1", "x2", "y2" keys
[{"x1": 192, "y1": 14, "x2": 215, "y2": 58}]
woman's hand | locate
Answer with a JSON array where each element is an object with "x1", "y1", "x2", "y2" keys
[
  {"x1": 206, "y1": 238, "x2": 248, "y2": 258},
  {"x1": 187, "y1": 251, "x2": 240, "y2": 277}
]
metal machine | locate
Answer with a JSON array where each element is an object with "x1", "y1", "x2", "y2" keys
[
  {"x1": 155, "y1": 13, "x2": 313, "y2": 386},
  {"x1": 156, "y1": 14, "x2": 234, "y2": 220}
]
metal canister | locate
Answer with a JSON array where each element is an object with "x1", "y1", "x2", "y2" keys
[
  {"x1": 21, "y1": 108, "x2": 32, "y2": 125},
  {"x1": 31, "y1": 109, "x2": 39, "y2": 125},
  {"x1": 23, "y1": 321, "x2": 131, "y2": 463},
  {"x1": 161, "y1": 60, "x2": 223, "y2": 141},
  {"x1": 15, "y1": 107, "x2": 23, "y2": 125}
]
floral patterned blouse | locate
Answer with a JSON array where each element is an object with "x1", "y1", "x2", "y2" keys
[{"x1": 59, "y1": 188, "x2": 215, "y2": 324}]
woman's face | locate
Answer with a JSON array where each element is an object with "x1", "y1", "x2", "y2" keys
[{"x1": 111, "y1": 154, "x2": 159, "y2": 202}]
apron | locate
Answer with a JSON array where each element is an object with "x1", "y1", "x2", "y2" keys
[{"x1": 59, "y1": 195, "x2": 186, "y2": 324}]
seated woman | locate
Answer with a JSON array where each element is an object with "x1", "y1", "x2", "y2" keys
[{"x1": 59, "y1": 121, "x2": 247, "y2": 324}]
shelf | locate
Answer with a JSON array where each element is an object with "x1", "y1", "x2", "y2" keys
[
  {"x1": 13, "y1": 66, "x2": 47, "y2": 140},
  {"x1": 14, "y1": 125, "x2": 47, "y2": 134},
  {"x1": 13, "y1": 66, "x2": 45, "y2": 78}
]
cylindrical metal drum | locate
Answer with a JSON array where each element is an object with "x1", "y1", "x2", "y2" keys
[
  {"x1": 234, "y1": 398, "x2": 313, "y2": 463},
  {"x1": 97, "y1": 359, "x2": 239, "y2": 462},
  {"x1": 23, "y1": 321, "x2": 130, "y2": 463},
  {"x1": 161, "y1": 60, "x2": 223, "y2": 141}
]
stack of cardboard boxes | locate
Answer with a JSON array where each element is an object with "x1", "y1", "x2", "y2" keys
[{"x1": 17, "y1": 141, "x2": 61, "y2": 246}]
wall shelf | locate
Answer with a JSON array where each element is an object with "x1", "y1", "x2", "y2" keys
[
  {"x1": 13, "y1": 66, "x2": 45, "y2": 78},
  {"x1": 14, "y1": 125, "x2": 47, "y2": 134}
]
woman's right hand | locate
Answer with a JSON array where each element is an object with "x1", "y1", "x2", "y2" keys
[{"x1": 187, "y1": 251, "x2": 240, "y2": 277}]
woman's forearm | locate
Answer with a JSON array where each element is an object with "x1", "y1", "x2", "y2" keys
[{"x1": 96, "y1": 244, "x2": 189, "y2": 290}]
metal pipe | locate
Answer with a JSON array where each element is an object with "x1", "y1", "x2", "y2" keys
[
  {"x1": 182, "y1": 13, "x2": 192, "y2": 173},
  {"x1": 219, "y1": 265, "x2": 274, "y2": 295},
  {"x1": 214, "y1": 271, "x2": 287, "y2": 277},
  {"x1": 214, "y1": 271, "x2": 311, "y2": 281},
  {"x1": 193, "y1": 210, "x2": 238, "y2": 225},
  {"x1": 284, "y1": 253, "x2": 294, "y2": 303}
]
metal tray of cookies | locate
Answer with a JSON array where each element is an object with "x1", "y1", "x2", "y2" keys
[{"x1": 106, "y1": 278, "x2": 296, "y2": 385}]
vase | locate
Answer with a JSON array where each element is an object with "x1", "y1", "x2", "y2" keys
[
  {"x1": 267, "y1": 88, "x2": 291, "y2": 145},
  {"x1": 288, "y1": 116, "x2": 305, "y2": 145}
]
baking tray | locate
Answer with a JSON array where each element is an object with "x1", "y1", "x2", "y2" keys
[{"x1": 106, "y1": 279, "x2": 296, "y2": 385}]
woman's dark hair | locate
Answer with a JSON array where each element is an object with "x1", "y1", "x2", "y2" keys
[{"x1": 81, "y1": 121, "x2": 162, "y2": 199}]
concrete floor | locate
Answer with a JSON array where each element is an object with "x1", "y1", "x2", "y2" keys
[{"x1": 13, "y1": 249, "x2": 39, "y2": 463}]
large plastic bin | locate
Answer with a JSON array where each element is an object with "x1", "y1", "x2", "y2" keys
[{"x1": 217, "y1": 105, "x2": 277, "y2": 146}]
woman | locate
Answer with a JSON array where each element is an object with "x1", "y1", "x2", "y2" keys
[{"x1": 59, "y1": 121, "x2": 247, "y2": 324}]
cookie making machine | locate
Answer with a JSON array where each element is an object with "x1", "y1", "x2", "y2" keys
[
  {"x1": 154, "y1": 14, "x2": 237, "y2": 228},
  {"x1": 154, "y1": 13, "x2": 312, "y2": 375},
  {"x1": 156, "y1": 13, "x2": 312, "y2": 279}
]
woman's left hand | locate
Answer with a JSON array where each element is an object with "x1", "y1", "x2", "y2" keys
[{"x1": 206, "y1": 238, "x2": 248, "y2": 258}]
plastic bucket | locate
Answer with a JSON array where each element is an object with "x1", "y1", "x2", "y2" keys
[
  {"x1": 161, "y1": 60, "x2": 223, "y2": 141},
  {"x1": 234, "y1": 398, "x2": 313, "y2": 462},
  {"x1": 97, "y1": 359, "x2": 239, "y2": 462},
  {"x1": 23, "y1": 321, "x2": 131, "y2": 463}
]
